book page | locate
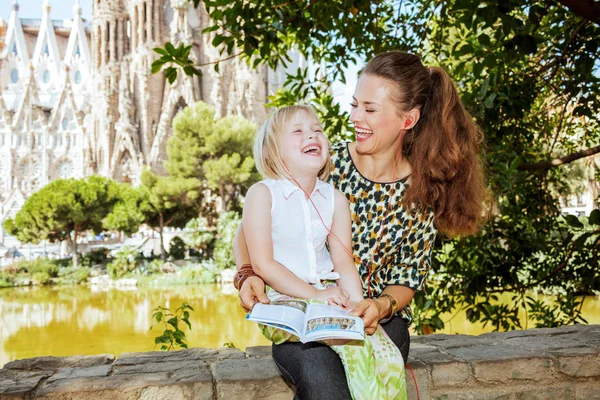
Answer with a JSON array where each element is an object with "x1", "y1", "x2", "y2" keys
[
  {"x1": 302, "y1": 304, "x2": 365, "y2": 342},
  {"x1": 247, "y1": 299, "x2": 308, "y2": 338}
]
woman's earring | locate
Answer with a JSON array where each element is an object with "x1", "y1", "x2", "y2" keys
[{"x1": 404, "y1": 120, "x2": 412, "y2": 128}]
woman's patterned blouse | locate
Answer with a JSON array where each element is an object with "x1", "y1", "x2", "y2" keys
[{"x1": 328, "y1": 142, "x2": 437, "y2": 324}]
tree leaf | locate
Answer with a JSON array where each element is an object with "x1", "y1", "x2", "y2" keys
[
  {"x1": 154, "y1": 47, "x2": 169, "y2": 56},
  {"x1": 484, "y1": 93, "x2": 497, "y2": 109},
  {"x1": 589, "y1": 210, "x2": 600, "y2": 226},
  {"x1": 564, "y1": 214, "x2": 584, "y2": 229}
]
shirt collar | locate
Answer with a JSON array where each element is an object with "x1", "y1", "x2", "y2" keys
[{"x1": 279, "y1": 178, "x2": 328, "y2": 201}]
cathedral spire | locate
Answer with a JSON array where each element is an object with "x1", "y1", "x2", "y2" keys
[
  {"x1": 1, "y1": 0, "x2": 29, "y2": 64},
  {"x1": 73, "y1": 0, "x2": 82, "y2": 16},
  {"x1": 32, "y1": 0, "x2": 61, "y2": 78},
  {"x1": 64, "y1": 0, "x2": 92, "y2": 77}
]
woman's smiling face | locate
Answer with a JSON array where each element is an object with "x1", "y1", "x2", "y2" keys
[{"x1": 350, "y1": 74, "x2": 405, "y2": 155}]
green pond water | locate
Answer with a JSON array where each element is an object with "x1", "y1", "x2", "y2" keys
[{"x1": 1, "y1": 284, "x2": 599, "y2": 367}]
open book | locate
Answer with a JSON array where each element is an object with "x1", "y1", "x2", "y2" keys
[{"x1": 247, "y1": 298, "x2": 365, "y2": 343}]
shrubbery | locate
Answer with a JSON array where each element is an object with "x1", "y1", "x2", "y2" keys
[
  {"x1": 81, "y1": 248, "x2": 110, "y2": 268},
  {"x1": 169, "y1": 236, "x2": 187, "y2": 260},
  {"x1": 0, "y1": 258, "x2": 91, "y2": 286},
  {"x1": 107, "y1": 246, "x2": 139, "y2": 279},
  {"x1": 212, "y1": 211, "x2": 241, "y2": 272},
  {"x1": 57, "y1": 266, "x2": 91, "y2": 284}
]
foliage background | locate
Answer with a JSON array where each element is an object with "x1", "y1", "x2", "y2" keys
[{"x1": 152, "y1": 0, "x2": 600, "y2": 332}]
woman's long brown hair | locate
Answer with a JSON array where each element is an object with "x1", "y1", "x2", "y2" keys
[{"x1": 363, "y1": 51, "x2": 487, "y2": 237}]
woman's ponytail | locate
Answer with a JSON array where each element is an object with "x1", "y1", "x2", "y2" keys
[{"x1": 363, "y1": 52, "x2": 488, "y2": 237}]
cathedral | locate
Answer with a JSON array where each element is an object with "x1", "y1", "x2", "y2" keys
[{"x1": 0, "y1": 0, "x2": 299, "y2": 227}]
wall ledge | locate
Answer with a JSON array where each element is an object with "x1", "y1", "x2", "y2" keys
[{"x1": 1, "y1": 324, "x2": 599, "y2": 399}]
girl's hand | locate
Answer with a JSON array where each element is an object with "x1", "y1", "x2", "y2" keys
[
  {"x1": 315, "y1": 286, "x2": 350, "y2": 307},
  {"x1": 350, "y1": 299, "x2": 387, "y2": 335},
  {"x1": 239, "y1": 276, "x2": 270, "y2": 311}
]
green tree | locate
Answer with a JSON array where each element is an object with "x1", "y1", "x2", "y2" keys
[
  {"x1": 166, "y1": 101, "x2": 259, "y2": 213},
  {"x1": 154, "y1": 0, "x2": 600, "y2": 332},
  {"x1": 169, "y1": 236, "x2": 187, "y2": 260},
  {"x1": 103, "y1": 183, "x2": 147, "y2": 235},
  {"x1": 139, "y1": 169, "x2": 199, "y2": 261},
  {"x1": 212, "y1": 211, "x2": 241, "y2": 272},
  {"x1": 4, "y1": 176, "x2": 121, "y2": 267},
  {"x1": 184, "y1": 217, "x2": 215, "y2": 259}
]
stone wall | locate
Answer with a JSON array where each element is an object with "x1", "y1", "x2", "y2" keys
[{"x1": 1, "y1": 324, "x2": 599, "y2": 399}]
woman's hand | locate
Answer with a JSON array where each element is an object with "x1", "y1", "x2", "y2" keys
[
  {"x1": 239, "y1": 276, "x2": 270, "y2": 311},
  {"x1": 350, "y1": 298, "x2": 388, "y2": 335}
]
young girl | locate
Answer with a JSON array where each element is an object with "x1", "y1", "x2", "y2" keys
[{"x1": 242, "y1": 105, "x2": 407, "y2": 400}]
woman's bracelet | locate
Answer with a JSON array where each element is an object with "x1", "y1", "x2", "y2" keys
[
  {"x1": 233, "y1": 264, "x2": 257, "y2": 291},
  {"x1": 378, "y1": 293, "x2": 399, "y2": 324}
]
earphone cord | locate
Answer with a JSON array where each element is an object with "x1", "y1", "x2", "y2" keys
[
  {"x1": 284, "y1": 136, "x2": 419, "y2": 399},
  {"x1": 284, "y1": 135, "x2": 404, "y2": 298}
]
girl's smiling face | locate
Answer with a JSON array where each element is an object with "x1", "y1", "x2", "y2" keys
[
  {"x1": 278, "y1": 111, "x2": 329, "y2": 178},
  {"x1": 350, "y1": 74, "x2": 406, "y2": 155}
]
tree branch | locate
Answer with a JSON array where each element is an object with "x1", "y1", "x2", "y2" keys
[
  {"x1": 518, "y1": 144, "x2": 600, "y2": 170},
  {"x1": 194, "y1": 52, "x2": 242, "y2": 67},
  {"x1": 554, "y1": 0, "x2": 600, "y2": 25}
]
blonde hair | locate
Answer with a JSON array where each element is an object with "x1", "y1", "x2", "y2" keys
[{"x1": 254, "y1": 105, "x2": 331, "y2": 180}]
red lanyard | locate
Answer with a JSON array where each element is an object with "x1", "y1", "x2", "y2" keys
[{"x1": 284, "y1": 139, "x2": 403, "y2": 298}]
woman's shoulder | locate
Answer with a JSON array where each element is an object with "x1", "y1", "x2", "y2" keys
[
  {"x1": 328, "y1": 141, "x2": 353, "y2": 182},
  {"x1": 329, "y1": 141, "x2": 350, "y2": 160}
]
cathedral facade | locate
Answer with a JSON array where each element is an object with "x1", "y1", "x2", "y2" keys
[{"x1": 0, "y1": 0, "x2": 298, "y2": 225}]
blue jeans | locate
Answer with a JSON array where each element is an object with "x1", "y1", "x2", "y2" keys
[{"x1": 272, "y1": 316, "x2": 410, "y2": 400}]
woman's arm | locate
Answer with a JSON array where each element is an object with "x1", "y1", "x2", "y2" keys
[
  {"x1": 351, "y1": 286, "x2": 416, "y2": 335},
  {"x1": 243, "y1": 183, "x2": 320, "y2": 299},
  {"x1": 329, "y1": 190, "x2": 363, "y2": 303}
]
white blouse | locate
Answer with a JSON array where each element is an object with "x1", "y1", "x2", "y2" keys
[{"x1": 261, "y1": 178, "x2": 339, "y2": 296}]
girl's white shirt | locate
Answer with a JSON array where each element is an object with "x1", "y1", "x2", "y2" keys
[{"x1": 260, "y1": 178, "x2": 339, "y2": 298}]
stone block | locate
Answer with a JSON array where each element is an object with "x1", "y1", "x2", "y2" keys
[
  {"x1": 406, "y1": 360, "x2": 430, "y2": 400},
  {"x1": 433, "y1": 336, "x2": 496, "y2": 350},
  {"x1": 431, "y1": 389, "x2": 514, "y2": 400},
  {"x1": 35, "y1": 368, "x2": 213, "y2": 399},
  {"x1": 505, "y1": 334, "x2": 591, "y2": 352},
  {"x1": 555, "y1": 351, "x2": 600, "y2": 377},
  {"x1": 245, "y1": 346, "x2": 273, "y2": 359},
  {"x1": 47, "y1": 364, "x2": 113, "y2": 383},
  {"x1": 113, "y1": 360, "x2": 208, "y2": 375},
  {"x1": 431, "y1": 361, "x2": 471, "y2": 387},
  {"x1": 409, "y1": 348, "x2": 471, "y2": 387},
  {"x1": 215, "y1": 358, "x2": 294, "y2": 400},
  {"x1": 139, "y1": 383, "x2": 213, "y2": 400},
  {"x1": 4, "y1": 355, "x2": 114, "y2": 371},
  {"x1": 114, "y1": 348, "x2": 244, "y2": 366},
  {"x1": 0, "y1": 369, "x2": 52, "y2": 397},
  {"x1": 515, "y1": 385, "x2": 576, "y2": 400},
  {"x1": 576, "y1": 383, "x2": 600, "y2": 400},
  {"x1": 445, "y1": 346, "x2": 555, "y2": 382}
]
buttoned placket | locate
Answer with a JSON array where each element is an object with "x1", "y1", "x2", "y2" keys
[{"x1": 299, "y1": 190, "x2": 318, "y2": 284}]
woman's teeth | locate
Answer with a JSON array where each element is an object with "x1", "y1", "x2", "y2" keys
[{"x1": 355, "y1": 128, "x2": 373, "y2": 135}]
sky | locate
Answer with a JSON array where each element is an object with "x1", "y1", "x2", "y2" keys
[{"x1": 0, "y1": 0, "x2": 92, "y2": 23}]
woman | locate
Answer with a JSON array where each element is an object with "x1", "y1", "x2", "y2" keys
[{"x1": 234, "y1": 51, "x2": 487, "y2": 399}]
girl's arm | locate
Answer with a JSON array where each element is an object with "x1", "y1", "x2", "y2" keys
[
  {"x1": 329, "y1": 190, "x2": 363, "y2": 303},
  {"x1": 243, "y1": 183, "x2": 320, "y2": 299}
]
